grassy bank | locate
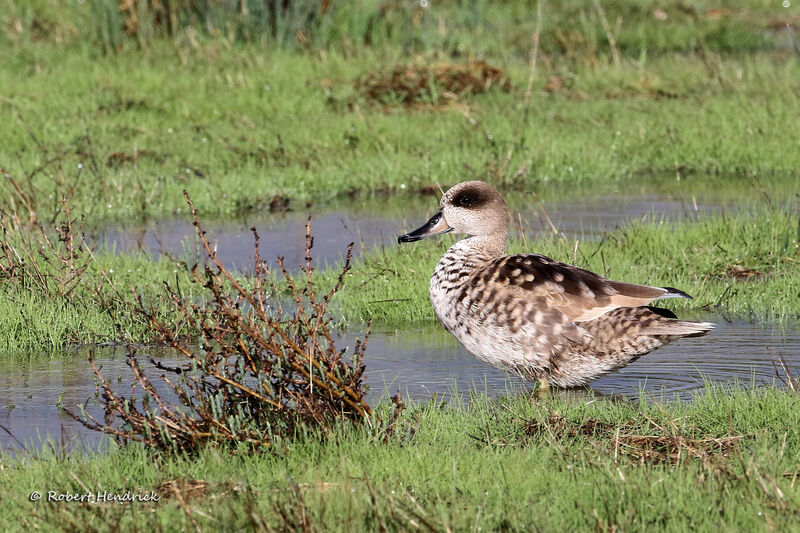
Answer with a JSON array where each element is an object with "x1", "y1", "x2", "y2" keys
[
  {"x1": 2, "y1": 200, "x2": 799, "y2": 353},
  {"x1": 2, "y1": 47, "x2": 798, "y2": 223},
  {"x1": 0, "y1": 210, "x2": 203, "y2": 353},
  {"x1": 332, "y1": 205, "x2": 800, "y2": 323},
  {"x1": 3, "y1": 386, "x2": 799, "y2": 531},
  {"x1": 1, "y1": 1, "x2": 798, "y2": 354},
  {"x1": 1, "y1": 2, "x2": 799, "y2": 223},
  {"x1": 0, "y1": 248, "x2": 199, "y2": 353}
]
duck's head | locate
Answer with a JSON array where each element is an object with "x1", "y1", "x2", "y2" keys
[{"x1": 398, "y1": 181, "x2": 510, "y2": 243}]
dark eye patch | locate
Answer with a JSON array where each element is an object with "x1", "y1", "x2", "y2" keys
[{"x1": 451, "y1": 187, "x2": 490, "y2": 209}]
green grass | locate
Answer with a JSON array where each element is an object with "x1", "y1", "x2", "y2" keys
[
  {"x1": 2, "y1": 386, "x2": 799, "y2": 531},
  {"x1": 0, "y1": 244, "x2": 199, "y2": 353},
  {"x1": 1, "y1": 2, "x2": 799, "y2": 223},
  {"x1": 331, "y1": 205, "x2": 800, "y2": 323}
]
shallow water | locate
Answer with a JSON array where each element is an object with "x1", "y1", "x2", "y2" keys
[
  {"x1": 366, "y1": 316, "x2": 800, "y2": 400},
  {"x1": 1, "y1": 316, "x2": 798, "y2": 452},
  {"x1": 90, "y1": 184, "x2": 720, "y2": 270}
]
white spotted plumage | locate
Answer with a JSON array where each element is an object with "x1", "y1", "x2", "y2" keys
[{"x1": 400, "y1": 181, "x2": 714, "y2": 388}]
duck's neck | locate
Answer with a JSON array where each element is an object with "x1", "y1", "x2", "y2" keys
[
  {"x1": 458, "y1": 233, "x2": 507, "y2": 260},
  {"x1": 438, "y1": 233, "x2": 508, "y2": 276}
]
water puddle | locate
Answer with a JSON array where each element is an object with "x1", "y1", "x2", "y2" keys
[
  {"x1": 1, "y1": 315, "x2": 798, "y2": 452},
  {"x1": 367, "y1": 315, "x2": 800, "y2": 400},
  {"x1": 89, "y1": 177, "x2": 732, "y2": 269}
]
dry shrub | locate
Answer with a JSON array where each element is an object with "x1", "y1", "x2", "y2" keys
[
  {"x1": 66, "y1": 191, "x2": 375, "y2": 453},
  {"x1": 525, "y1": 414, "x2": 743, "y2": 464},
  {"x1": 0, "y1": 196, "x2": 114, "y2": 301},
  {"x1": 358, "y1": 61, "x2": 512, "y2": 107},
  {"x1": 156, "y1": 477, "x2": 211, "y2": 502},
  {"x1": 2, "y1": 166, "x2": 41, "y2": 226}
]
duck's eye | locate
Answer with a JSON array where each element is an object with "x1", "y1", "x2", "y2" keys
[{"x1": 455, "y1": 194, "x2": 476, "y2": 207}]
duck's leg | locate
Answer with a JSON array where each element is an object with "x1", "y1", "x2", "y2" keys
[{"x1": 535, "y1": 376, "x2": 550, "y2": 398}]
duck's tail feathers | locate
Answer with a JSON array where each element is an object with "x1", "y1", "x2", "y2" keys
[
  {"x1": 659, "y1": 287, "x2": 693, "y2": 300},
  {"x1": 642, "y1": 320, "x2": 715, "y2": 338}
]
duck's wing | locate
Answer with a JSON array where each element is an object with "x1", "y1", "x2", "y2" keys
[{"x1": 487, "y1": 254, "x2": 689, "y2": 323}]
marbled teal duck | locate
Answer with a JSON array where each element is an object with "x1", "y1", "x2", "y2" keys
[{"x1": 398, "y1": 181, "x2": 713, "y2": 389}]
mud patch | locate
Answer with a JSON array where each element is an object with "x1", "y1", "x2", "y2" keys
[
  {"x1": 726, "y1": 264, "x2": 764, "y2": 280},
  {"x1": 106, "y1": 150, "x2": 165, "y2": 168},
  {"x1": 358, "y1": 61, "x2": 511, "y2": 107}
]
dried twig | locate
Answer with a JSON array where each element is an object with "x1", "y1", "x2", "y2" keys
[
  {"x1": 592, "y1": 0, "x2": 621, "y2": 67},
  {"x1": 770, "y1": 351, "x2": 799, "y2": 397}
]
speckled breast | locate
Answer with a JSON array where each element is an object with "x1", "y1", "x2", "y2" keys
[{"x1": 428, "y1": 240, "x2": 551, "y2": 377}]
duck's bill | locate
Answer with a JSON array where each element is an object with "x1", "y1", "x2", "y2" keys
[{"x1": 398, "y1": 210, "x2": 453, "y2": 243}]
